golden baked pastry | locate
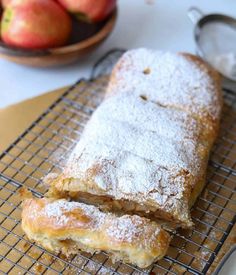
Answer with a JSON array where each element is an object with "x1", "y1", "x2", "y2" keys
[
  {"x1": 21, "y1": 198, "x2": 170, "y2": 268},
  {"x1": 46, "y1": 49, "x2": 222, "y2": 229}
]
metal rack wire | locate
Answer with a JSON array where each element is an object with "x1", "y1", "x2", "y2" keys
[{"x1": 0, "y1": 50, "x2": 235, "y2": 275}]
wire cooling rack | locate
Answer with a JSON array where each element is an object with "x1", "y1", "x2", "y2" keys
[{"x1": 0, "y1": 50, "x2": 235, "y2": 275}]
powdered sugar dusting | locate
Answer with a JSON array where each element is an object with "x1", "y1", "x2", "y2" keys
[
  {"x1": 65, "y1": 93, "x2": 199, "y2": 223},
  {"x1": 107, "y1": 48, "x2": 221, "y2": 119},
  {"x1": 57, "y1": 49, "x2": 221, "y2": 226},
  {"x1": 44, "y1": 200, "x2": 78, "y2": 217},
  {"x1": 42, "y1": 199, "x2": 106, "y2": 227},
  {"x1": 31, "y1": 199, "x2": 165, "y2": 250},
  {"x1": 106, "y1": 215, "x2": 143, "y2": 243},
  {"x1": 73, "y1": 94, "x2": 202, "y2": 174},
  {"x1": 106, "y1": 215, "x2": 161, "y2": 248},
  {"x1": 43, "y1": 200, "x2": 78, "y2": 225}
]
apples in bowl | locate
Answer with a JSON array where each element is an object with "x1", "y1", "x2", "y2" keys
[{"x1": 0, "y1": 0, "x2": 117, "y2": 66}]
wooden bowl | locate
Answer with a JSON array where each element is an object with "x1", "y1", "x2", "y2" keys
[{"x1": 0, "y1": 9, "x2": 117, "y2": 67}]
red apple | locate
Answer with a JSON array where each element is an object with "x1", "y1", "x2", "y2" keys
[
  {"x1": 1, "y1": 0, "x2": 25, "y2": 8},
  {"x1": 57, "y1": 0, "x2": 116, "y2": 22},
  {"x1": 1, "y1": 0, "x2": 8, "y2": 8},
  {"x1": 2, "y1": 0, "x2": 50, "y2": 9},
  {"x1": 1, "y1": 0, "x2": 72, "y2": 49},
  {"x1": 1, "y1": 0, "x2": 11, "y2": 8}
]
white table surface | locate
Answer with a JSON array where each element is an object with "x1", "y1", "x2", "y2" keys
[
  {"x1": 0, "y1": 1, "x2": 235, "y2": 274},
  {"x1": 1, "y1": 0, "x2": 236, "y2": 108}
]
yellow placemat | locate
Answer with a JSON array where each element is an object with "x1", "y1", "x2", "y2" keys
[{"x1": 0, "y1": 88, "x2": 67, "y2": 153}]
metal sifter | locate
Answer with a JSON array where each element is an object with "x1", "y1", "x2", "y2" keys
[{"x1": 188, "y1": 7, "x2": 236, "y2": 82}]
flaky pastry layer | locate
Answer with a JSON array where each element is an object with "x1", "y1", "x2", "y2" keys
[{"x1": 21, "y1": 198, "x2": 170, "y2": 268}]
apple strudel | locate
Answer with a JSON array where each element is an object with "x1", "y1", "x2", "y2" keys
[
  {"x1": 46, "y1": 49, "x2": 222, "y2": 228},
  {"x1": 22, "y1": 198, "x2": 170, "y2": 268}
]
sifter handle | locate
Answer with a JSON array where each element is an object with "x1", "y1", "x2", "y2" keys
[{"x1": 188, "y1": 7, "x2": 204, "y2": 24}]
